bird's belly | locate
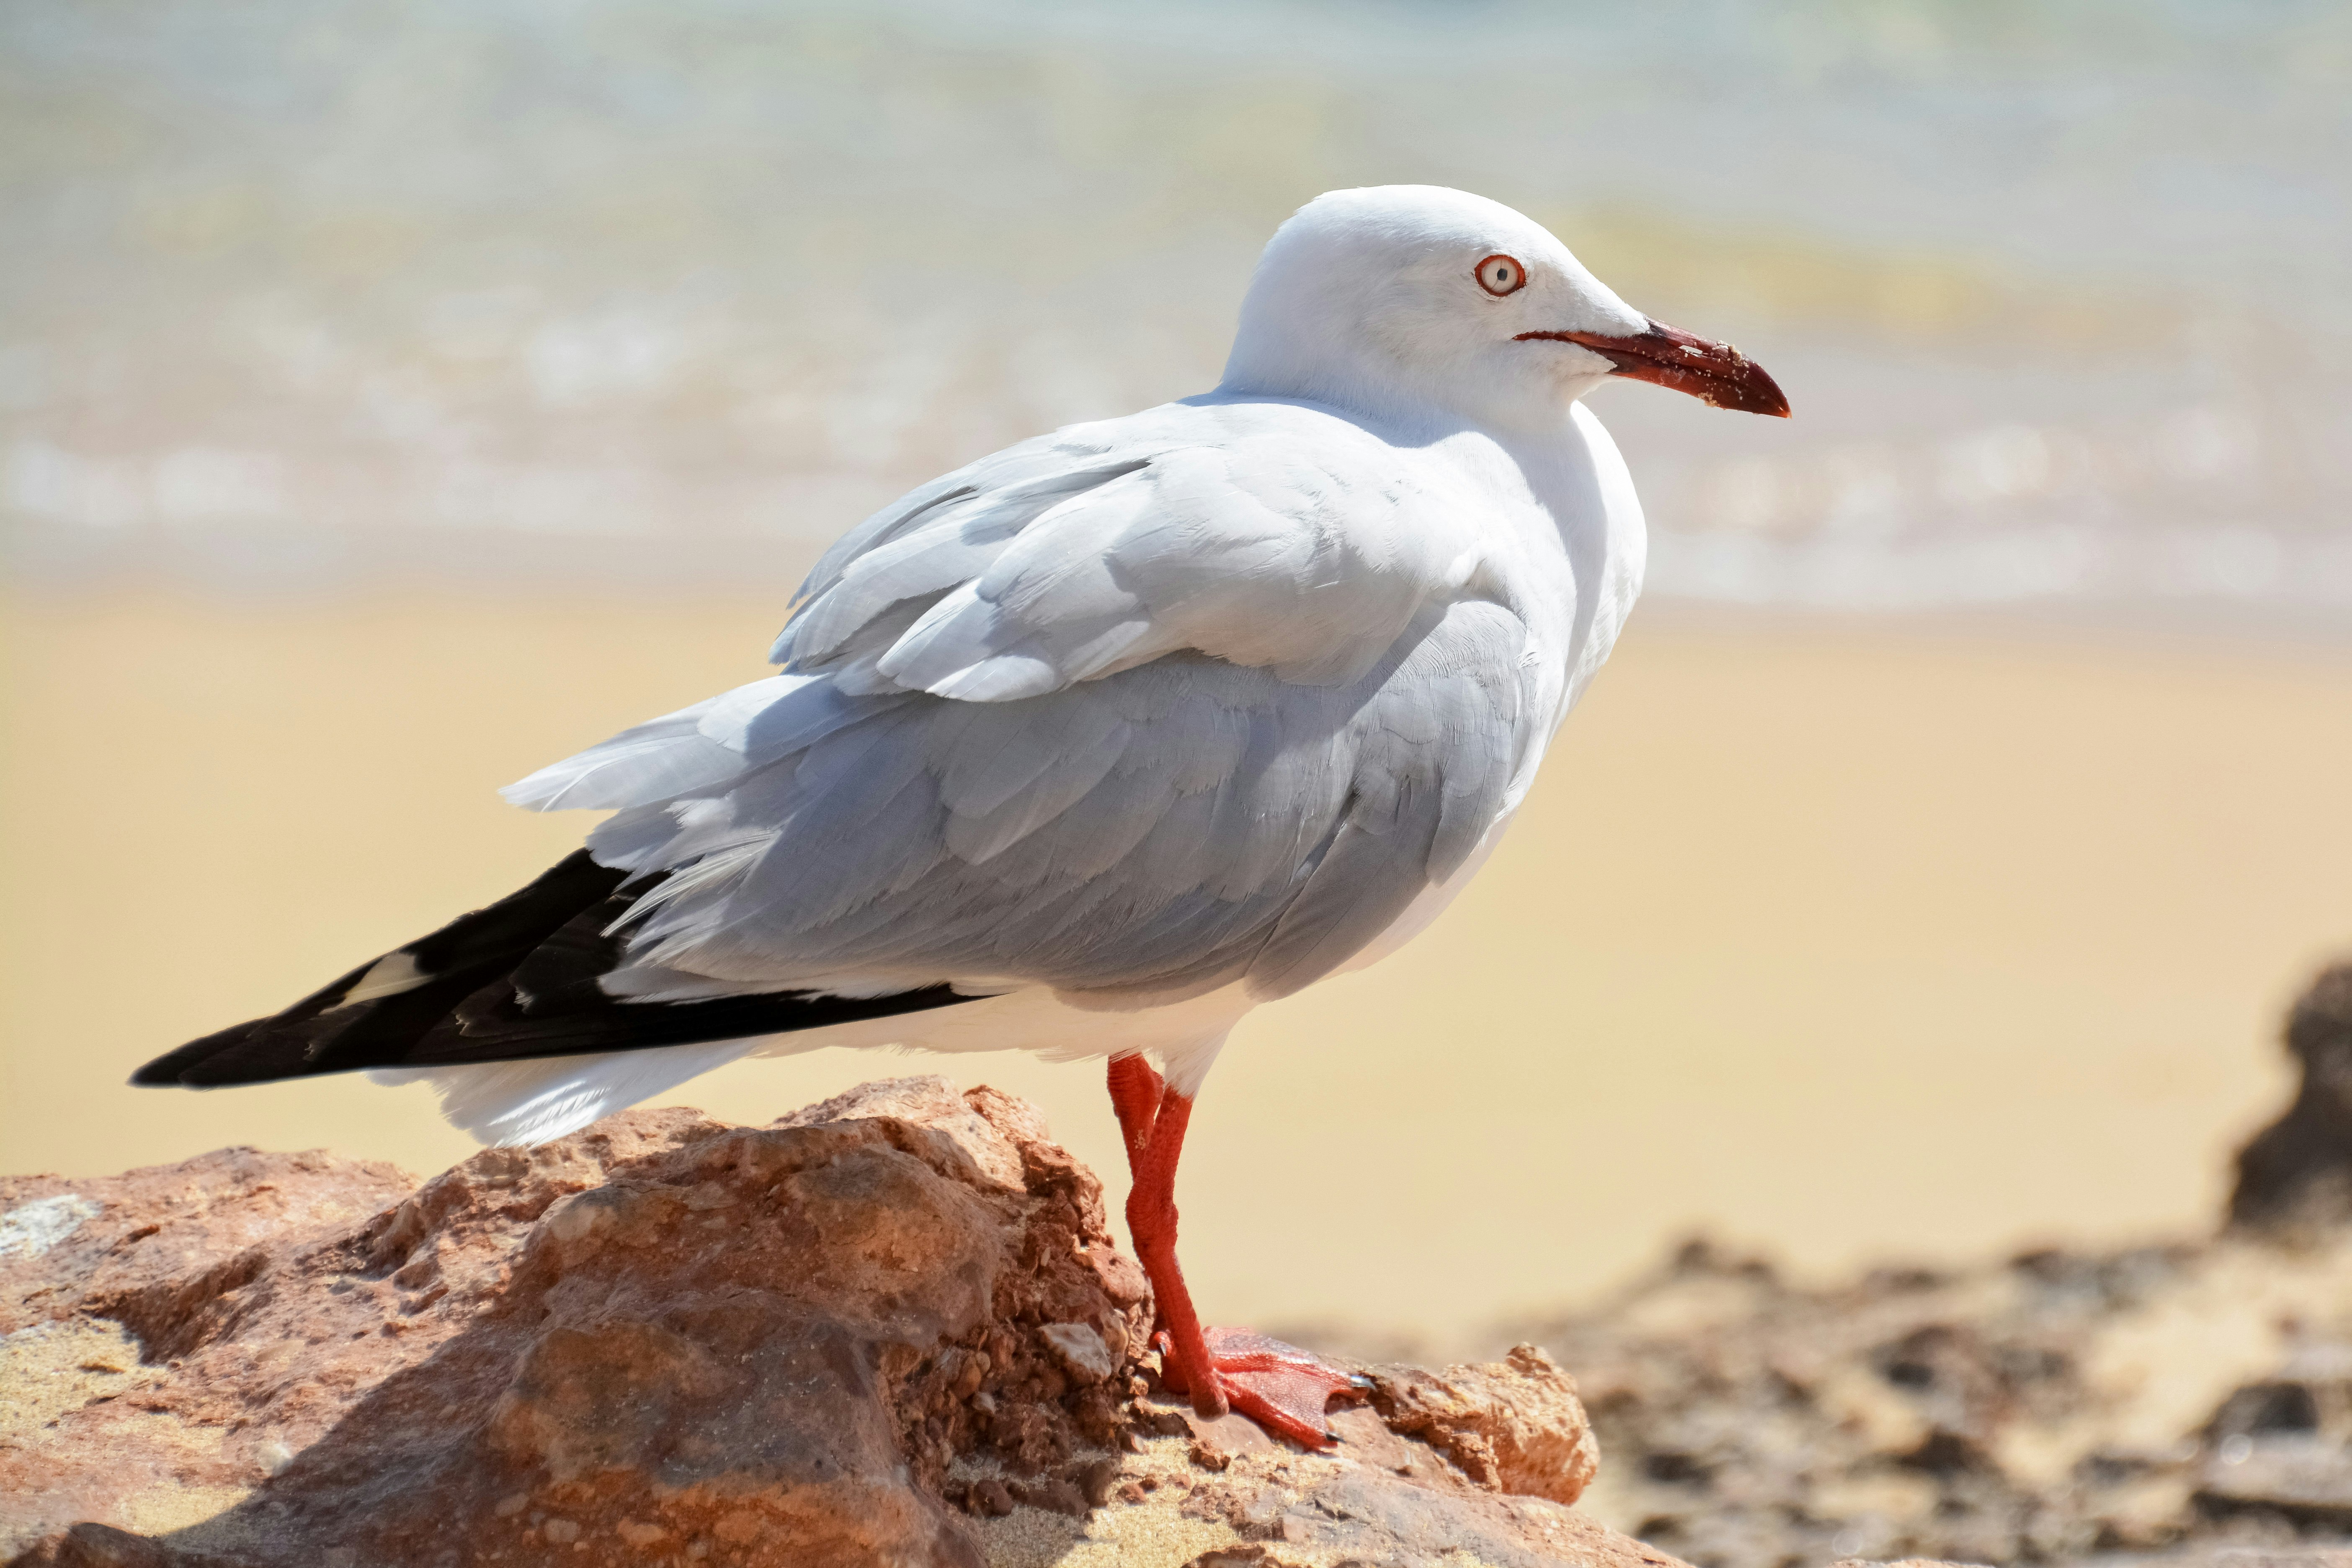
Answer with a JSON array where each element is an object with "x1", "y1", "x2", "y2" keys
[
  {"x1": 750, "y1": 974, "x2": 1256, "y2": 1096},
  {"x1": 742, "y1": 740, "x2": 1542, "y2": 1096},
  {"x1": 756, "y1": 794, "x2": 1525, "y2": 1086}
]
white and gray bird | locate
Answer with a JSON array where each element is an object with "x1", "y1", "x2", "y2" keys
[{"x1": 138, "y1": 185, "x2": 1787, "y2": 1443}]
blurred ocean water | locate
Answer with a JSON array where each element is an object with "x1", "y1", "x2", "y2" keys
[{"x1": 4, "y1": 0, "x2": 2348, "y2": 612}]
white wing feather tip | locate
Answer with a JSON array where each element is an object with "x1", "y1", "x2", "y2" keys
[{"x1": 369, "y1": 1038, "x2": 766, "y2": 1147}]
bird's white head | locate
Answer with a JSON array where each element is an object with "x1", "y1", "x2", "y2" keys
[{"x1": 1220, "y1": 185, "x2": 1788, "y2": 433}]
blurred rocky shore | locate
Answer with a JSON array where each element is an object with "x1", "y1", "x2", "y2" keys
[
  {"x1": 1502, "y1": 961, "x2": 2352, "y2": 1568},
  {"x1": 5, "y1": 964, "x2": 2352, "y2": 1568}
]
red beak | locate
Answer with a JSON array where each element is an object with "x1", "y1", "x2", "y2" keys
[{"x1": 1516, "y1": 319, "x2": 1791, "y2": 418}]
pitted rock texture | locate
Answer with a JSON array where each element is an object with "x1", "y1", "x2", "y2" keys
[
  {"x1": 945, "y1": 1360, "x2": 1623, "y2": 1568},
  {"x1": 1363, "y1": 1344, "x2": 1599, "y2": 1505},
  {"x1": 3, "y1": 1077, "x2": 1635, "y2": 1568},
  {"x1": 1509, "y1": 1229, "x2": 2352, "y2": 1568},
  {"x1": 0, "y1": 1144, "x2": 419, "y2": 1538},
  {"x1": 2, "y1": 1080, "x2": 1148, "y2": 1565}
]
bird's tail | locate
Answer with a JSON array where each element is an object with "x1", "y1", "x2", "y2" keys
[
  {"x1": 131, "y1": 851, "x2": 630, "y2": 1087},
  {"x1": 132, "y1": 851, "x2": 977, "y2": 1091}
]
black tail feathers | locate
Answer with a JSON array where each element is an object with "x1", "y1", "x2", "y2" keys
[
  {"x1": 134, "y1": 851, "x2": 627, "y2": 1086},
  {"x1": 134, "y1": 851, "x2": 973, "y2": 1089}
]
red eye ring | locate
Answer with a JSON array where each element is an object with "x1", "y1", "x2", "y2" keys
[{"x1": 1476, "y1": 254, "x2": 1527, "y2": 297}]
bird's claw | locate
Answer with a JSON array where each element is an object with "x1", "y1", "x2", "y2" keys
[{"x1": 1156, "y1": 1326, "x2": 1367, "y2": 1451}]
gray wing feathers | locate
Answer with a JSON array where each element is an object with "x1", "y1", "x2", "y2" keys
[
  {"x1": 499, "y1": 698, "x2": 743, "y2": 812},
  {"x1": 569, "y1": 601, "x2": 1523, "y2": 1006},
  {"x1": 1247, "y1": 603, "x2": 1524, "y2": 996},
  {"x1": 775, "y1": 410, "x2": 1462, "y2": 704},
  {"x1": 515, "y1": 400, "x2": 1534, "y2": 1007},
  {"x1": 875, "y1": 446, "x2": 1446, "y2": 700},
  {"x1": 502, "y1": 676, "x2": 900, "y2": 813}
]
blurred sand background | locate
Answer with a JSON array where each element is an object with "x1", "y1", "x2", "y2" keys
[
  {"x1": 10, "y1": 593, "x2": 2352, "y2": 1349},
  {"x1": 5, "y1": 1, "x2": 2351, "y2": 1351}
]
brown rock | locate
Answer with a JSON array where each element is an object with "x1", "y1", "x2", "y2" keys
[
  {"x1": 1, "y1": 1142, "x2": 422, "y2": 1547},
  {"x1": 2, "y1": 1080, "x2": 1148, "y2": 1566},
  {"x1": 1364, "y1": 1342, "x2": 1601, "y2": 1504},
  {"x1": 13, "y1": 1524, "x2": 264, "y2": 1568},
  {"x1": 952, "y1": 1345, "x2": 1658, "y2": 1568},
  {"x1": 2232, "y1": 962, "x2": 2352, "y2": 1233},
  {"x1": 2199, "y1": 1437, "x2": 2352, "y2": 1525},
  {"x1": 1106, "y1": 1450, "x2": 1686, "y2": 1568},
  {"x1": 1498, "y1": 1199, "x2": 2352, "y2": 1568},
  {"x1": 1131, "y1": 1393, "x2": 1282, "y2": 1468},
  {"x1": 5, "y1": 1075, "x2": 1662, "y2": 1568},
  {"x1": 1077, "y1": 1454, "x2": 1123, "y2": 1506}
]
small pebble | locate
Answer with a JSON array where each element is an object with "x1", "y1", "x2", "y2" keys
[{"x1": 1079, "y1": 1455, "x2": 1123, "y2": 1506}]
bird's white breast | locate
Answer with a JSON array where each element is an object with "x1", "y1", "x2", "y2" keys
[
  {"x1": 1334, "y1": 399, "x2": 1646, "y2": 974},
  {"x1": 1422, "y1": 397, "x2": 1645, "y2": 780}
]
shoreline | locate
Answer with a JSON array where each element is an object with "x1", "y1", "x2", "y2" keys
[{"x1": 13, "y1": 523, "x2": 2352, "y2": 657}]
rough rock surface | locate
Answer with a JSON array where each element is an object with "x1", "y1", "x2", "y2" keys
[
  {"x1": 4, "y1": 1075, "x2": 1631, "y2": 1568},
  {"x1": 1364, "y1": 1344, "x2": 1600, "y2": 1505},
  {"x1": 1508, "y1": 1233, "x2": 2352, "y2": 1568}
]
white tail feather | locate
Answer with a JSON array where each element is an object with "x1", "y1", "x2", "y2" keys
[{"x1": 367, "y1": 1037, "x2": 764, "y2": 1146}]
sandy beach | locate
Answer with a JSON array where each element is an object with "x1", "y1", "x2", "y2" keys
[{"x1": 5, "y1": 588, "x2": 2349, "y2": 1349}]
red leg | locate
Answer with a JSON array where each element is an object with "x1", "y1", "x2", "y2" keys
[
  {"x1": 1107, "y1": 1051, "x2": 1164, "y2": 1177},
  {"x1": 1106, "y1": 1055, "x2": 1364, "y2": 1449},
  {"x1": 1113, "y1": 1062, "x2": 1228, "y2": 1422}
]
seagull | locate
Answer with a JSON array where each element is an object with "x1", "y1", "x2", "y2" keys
[{"x1": 135, "y1": 186, "x2": 1787, "y2": 1447}]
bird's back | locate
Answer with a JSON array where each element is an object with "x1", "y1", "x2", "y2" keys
[{"x1": 532, "y1": 392, "x2": 1605, "y2": 1011}]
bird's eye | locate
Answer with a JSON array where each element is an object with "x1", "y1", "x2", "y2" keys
[{"x1": 1475, "y1": 254, "x2": 1527, "y2": 297}]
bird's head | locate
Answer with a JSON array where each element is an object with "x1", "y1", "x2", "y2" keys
[{"x1": 1220, "y1": 185, "x2": 1789, "y2": 433}]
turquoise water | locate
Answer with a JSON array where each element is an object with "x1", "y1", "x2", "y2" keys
[{"x1": 4, "y1": 0, "x2": 2348, "y2": 611}]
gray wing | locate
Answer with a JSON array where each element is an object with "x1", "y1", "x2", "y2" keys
[
  {"x1": 773, "y1": 399, "x2": 1473, "y2": 699},
  {"x1": 506, "y1": 400, "x2": 1538, "y2": 1007}
]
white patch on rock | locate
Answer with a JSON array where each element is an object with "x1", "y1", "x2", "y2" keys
[
  {"x1": 1039, "y1": 1320, "x2": 1117, "y2": 1383},
  {"x1": 0, "y1": 1194, "x2": 101, "y2": 1259}
]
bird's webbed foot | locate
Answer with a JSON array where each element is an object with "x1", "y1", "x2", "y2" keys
[{"x1": 1155, "y1": 1325, "x2": 1370, "y2": 1449}]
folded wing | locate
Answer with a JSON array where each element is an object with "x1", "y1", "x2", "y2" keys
[{"x1": 509, "y1": 397, "x2": 1540, "y2": 1011}]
